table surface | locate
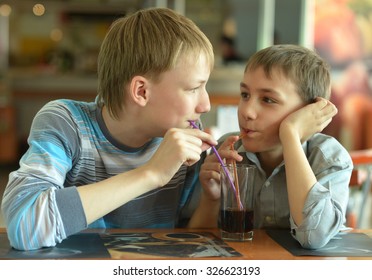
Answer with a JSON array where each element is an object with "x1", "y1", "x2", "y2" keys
[{"x1": 1, "y1": 228, "x2": 372, "y2": 260}]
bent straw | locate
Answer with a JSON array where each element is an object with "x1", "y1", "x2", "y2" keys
[{"x1": 188, "y1": 120, "x2": 243, "y2": 210}]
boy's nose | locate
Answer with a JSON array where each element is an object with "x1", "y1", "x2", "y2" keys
[
  {"x1": 240, "y1": 101, "x2": 258, "y2": 120},
  {"x1": 197, "y1": 90, "x2": 211, "y2": 113}
]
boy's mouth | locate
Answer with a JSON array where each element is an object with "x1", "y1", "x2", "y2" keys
[
  {"x1": 188, "y1": 120, "x2": 198, "y2": 128},
  {"x1": 241, "y1": 128, "x2": 257, "y2": 137}
]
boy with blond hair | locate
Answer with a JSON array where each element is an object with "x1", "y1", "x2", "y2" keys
[{"x1": 2, "y1": 8, "x2": 217, "y2": 250}]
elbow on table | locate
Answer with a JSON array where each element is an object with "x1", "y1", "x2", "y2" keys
[
  {"x1": 7, "y1": 232, "x2": 31, "y2": 251},
  {"x1": 6, "y1": 217, "x2": 58, "y2": 251},
  {"x1": 2, "y1": 192, "x2": 62, "y2": 250},
  {"x1": 6, "y1": 225, "x2": 41, "y2": 251},
  {"x1": 295, "y1": 228, "x2": 334, "y2": 250},
  {"x1": 299, "y1": 236, "x2": 330, "y2": 250},
  {"x1": 7, "y1": 229, "x2": 58, "y2": 251}
]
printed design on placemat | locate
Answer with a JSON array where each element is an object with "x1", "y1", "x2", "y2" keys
[
  {"x1": 0, "y1": 233, "x2": 111, "y2": 259},
  {"x1": 101, "y1": 232, "x2": 242, "y2": 258}
]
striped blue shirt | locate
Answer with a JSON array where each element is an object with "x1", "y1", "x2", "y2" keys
[{"x1": 2, "y1": 99, "x2": 201, "y2": 250}]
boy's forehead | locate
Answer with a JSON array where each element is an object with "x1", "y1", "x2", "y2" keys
[
  {"x1": 244, "y1": 67, "x2": 299, "y2": 93},
  {"x1": 175, "y1": 51, "x2": 213, "y2": 69},
  {"x1": 246, "y1": 65, "x2": 288, "y2": 80},
  {"x1": 154, "y1": 52, "x2": 211, "y2": 83}
]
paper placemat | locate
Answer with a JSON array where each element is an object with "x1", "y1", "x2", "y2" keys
[
  {"x1": 0, "y1": 232, "x2": 111, "y2": 259},
  {"x1": 101, "y1": 231, "x2": 241, "y2": 258},
  {"x1": 0, "y1": 231, "x2": 241, "y2": 259},
  {"x1": 267, "y1": 229, "x2": 372, "y2": 257}
]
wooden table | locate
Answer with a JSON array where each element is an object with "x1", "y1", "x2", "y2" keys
[{"x1": 2, "y1": 228, "x2": 372, "y2": 260}]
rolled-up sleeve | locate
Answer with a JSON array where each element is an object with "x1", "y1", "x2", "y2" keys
[
  {"x1": 1, "y1": 101, "x2": 86, "y2": 250},
  {"x1": 290, "y1": 146, "x2": 353, "y2": 249}
]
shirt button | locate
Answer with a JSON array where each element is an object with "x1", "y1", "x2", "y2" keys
[
  {"x1": 265, "y1": 216, "x2": 273, "y2": 223},
  {"x1": 264, "y1": 181, "x2": 270, "y2": 187}
]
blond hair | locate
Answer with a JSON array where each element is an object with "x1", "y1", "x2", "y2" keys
[
  {"x1": 245, "y1": 44, "x2": 331, "y2": 102},
  {"x1": 97, "y1": 8, "x2": 214, "y2": 118}
]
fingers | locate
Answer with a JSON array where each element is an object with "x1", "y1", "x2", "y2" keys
[
  {"x1": 147, "y1": 127, "x2": 219, "y2": 186},
  {"x1": 203, "y1": 136, "x2": 243, "y2": 166},
  {"x1": 313, "y1": 98, "x2": 338, "y2": 126},
  {"x1": 314, "y1": 98, "x2": 338, "y2": 115},
  {"x1": 219, "y1": 135, "x2": 240, "y2": 149},
  {"x1": 314, "y1": 97, "x2": 328, "y2": 107},
  {"x1": 280, "y1": 97, "x2": 338, "y2": 142},
  {"x1": 200, "y1": 161, "x2": 221, "y2": 181},
  {"x1": 188, "y1": 128, "x2": 218, "y2": 146},
  {"x1": 183, "y1": 128, "x2": 218, "y2": 153},
  {"x1": 199, "y1": 161, "x2": 222, "y2": 198},
  {"x1": 163, "y1": 128, "x2": 217, "y2": 167},
  {"x1": 218, "y1": 136, "x2": 243, "y2": 162}
]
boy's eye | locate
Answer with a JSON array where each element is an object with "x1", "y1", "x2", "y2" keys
[
  {"x1": 263, "y1": 97, "x2": 276, "y2": 104},
  {"x1": 191, "y1": 87, "x2": 199, "y2": 93},
  {"x1": 240, "y1": 92, "x2": 250, "y2": 99}
]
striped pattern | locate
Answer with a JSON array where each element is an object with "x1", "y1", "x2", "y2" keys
[{"x1": 1, "y1": 99, "x2": 200, "y2": 250}]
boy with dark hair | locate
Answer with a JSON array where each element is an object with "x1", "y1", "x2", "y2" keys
[{"x1": 199, "y1": 44, "x2": 353, "y2": 249}]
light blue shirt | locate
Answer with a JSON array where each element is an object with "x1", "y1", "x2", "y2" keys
[{"x1": 220, "y1": 132, "x2": 353, "y2": 249}]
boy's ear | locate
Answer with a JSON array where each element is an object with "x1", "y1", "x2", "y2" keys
[{"x1": 129, "y1": 76, "x2": 150, "y2": 106}]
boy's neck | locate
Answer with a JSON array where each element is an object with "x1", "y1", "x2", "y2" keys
[
  {"x1": 101, "y1": 105, "x2": 152, "y2": 148},
  {"x1": 257, "y1": 150, "x2": 284, "y2": 175}
]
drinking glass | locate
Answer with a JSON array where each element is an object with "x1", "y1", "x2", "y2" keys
[{"x1": 219, "y1": 163, "x2": 255, "y2": 241}]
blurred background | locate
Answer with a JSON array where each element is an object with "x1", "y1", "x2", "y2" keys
[
  {"x1": 0, "y1": 0, "x2": 372, "y2": 228},
  {"x1": 0, "y1": 0, "x2": 312, "y2": 163}
]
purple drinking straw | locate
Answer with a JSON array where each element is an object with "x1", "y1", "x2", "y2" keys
[{"x1": 188, "y1": 120, "x2": 243, "y2": 209}]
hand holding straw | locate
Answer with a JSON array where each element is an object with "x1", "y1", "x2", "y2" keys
[{"x1": 188, "y1": 120, "x2": 243, "y2": 210}]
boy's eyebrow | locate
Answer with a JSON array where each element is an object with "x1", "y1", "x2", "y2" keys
[
  {"x1": 197, "y1": 79, "x2": 208, "y2": 84},
  {"x1": 240, "y1": 82, "x2": 283, "y2": 97}
]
